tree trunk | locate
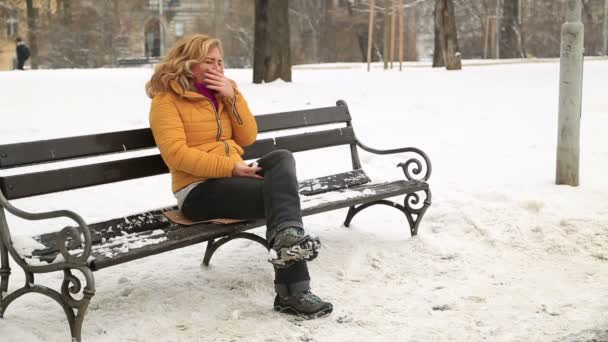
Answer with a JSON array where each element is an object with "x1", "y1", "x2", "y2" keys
[
  {"x1": 404, "y1": 3, "x2": 418, "y2": 61},
  {"x1": 26, "y1": 0, "x2": 38, "y2": 69},
  {"x1": 346, "y1": 0, "x2": 373, "y2": 63},
  {"x1": 390, "y1": 0, "x2": 397, "y2": 68},
  {"x1": 366, "y1": 0, "x2": 376, "y2": 68},
  {"x1": 398, "y1": 0, "x2": 404, "y2": 69},
  {"x1": 433, "y1": 0, "x2": 444, "y2": 67},
  {"x1": 519, "y1": 0, "x2": 528, "y2": 58},
  {"x1": 500, "y1": 0, "x2": 524, "y2": 58},
  {"x1": 253, "y1": 0, "x2": 291, "y2": 83},
  {"x1": 433, "y1": 0, "x2": 462, "y2": 70},
  {"x1": 383, "y1": 0, "x2": 390, "y2": 69},
  {"x1": 320, "y1": 0, "x2": 333, "y2": 62}
]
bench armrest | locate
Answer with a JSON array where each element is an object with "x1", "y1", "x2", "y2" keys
[
  {"x1": 0, "y1": 190, "x2": 92, "y2": 267},
  {"x1": 355, "y1": 138, "x2": 432, "y2": 182}
]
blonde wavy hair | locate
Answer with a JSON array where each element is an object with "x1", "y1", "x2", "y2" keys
[{"x1": 146, "y1": 34, "x2": 223, "y2": 98}]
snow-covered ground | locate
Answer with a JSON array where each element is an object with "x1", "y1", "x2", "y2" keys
[{"x1": 0, "y1": 60, "x2": 607, "y2": 342}]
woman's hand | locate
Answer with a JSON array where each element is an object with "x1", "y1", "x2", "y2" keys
[
  {"x1": 203, "y1": 69, "x2": 235, "y2": 99},
  {"x1": 232, "y1": 161, "x2": 263, "y2": 179}
]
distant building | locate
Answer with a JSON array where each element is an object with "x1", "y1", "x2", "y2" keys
[{"x1": 0, "y1": 2, "x2": 25, "y2": 70}]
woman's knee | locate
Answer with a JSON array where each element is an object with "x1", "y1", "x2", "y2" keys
[{"x1": 266, "y1": 149, "x2": 295, "y2": 166}]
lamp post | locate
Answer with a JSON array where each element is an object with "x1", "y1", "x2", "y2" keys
[{"x1": 556, "y1": 0, "x2": 584, "y2": 186}]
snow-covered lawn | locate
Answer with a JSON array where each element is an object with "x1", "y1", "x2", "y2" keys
[{"x1": 0, "y1": 60, "x2": 606, "y2": 341}]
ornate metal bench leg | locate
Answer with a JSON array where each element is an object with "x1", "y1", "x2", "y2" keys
[
  {"x1": 0, "y1": 238, "x2": 10, "y2": 299},
  {"x1": 203, "y1": 239, "x2": 216, "y2": 266},
  {"x1": 0, "y1": 267, "x2": 95, "y2": 342},
  {"x1": 62, "y1": 269, "x2": 95, "y2": 342},
  {"x1": 69, "y1": 290, "x2": 94, "y2": 342},
  {"x1": 343, "y1": 206, "x2": 356, "y2": 228},
  {"x1": 0, "y1": 214, "x2": 13, "y2": 305},
  {"x1": 403, "y1": 189, "x2": 432, "y2": 236},
  {"x1": 343, "y1": 200, "x2": 398, "y2": 228},
  {"x1": 342, "y1": 189, "x2": 432, "y2": 237},
  {"x1": 202, "y1": 233, "x2": 268, "y2": 266}
]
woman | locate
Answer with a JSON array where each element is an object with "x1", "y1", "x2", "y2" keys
[{"x1": 146, "y1": 34, "x2": 332, "y2": 318}]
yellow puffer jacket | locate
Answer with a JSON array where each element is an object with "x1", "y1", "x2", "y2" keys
[{"x1": 149, "y1": 81, "x2": 258, "y2": 192}]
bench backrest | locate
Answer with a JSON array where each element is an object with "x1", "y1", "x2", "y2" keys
[{"x1": 0, "y1": 100, "x2": 361, "y2": 200}]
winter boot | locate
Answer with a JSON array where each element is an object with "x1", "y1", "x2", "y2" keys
[
  {"x1": 268, "y1": 227, "x2": 321, "y2": 268},
  {"x1": 274, "y1": 291, "x2": 333, "y2": 319}
]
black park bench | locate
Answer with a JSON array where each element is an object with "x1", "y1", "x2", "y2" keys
[{"x1": 0, "y1": 100, "x2": 432, "y2": 341}]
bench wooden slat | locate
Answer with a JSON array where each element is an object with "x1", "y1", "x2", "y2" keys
[
  {"x1": 31, "y1": 208, "x2": 175, "y2": 259},
  {"x1": 256, "y1": 105, "x2": 350, "y2": 133},
  {"x1": 300, "y1": 180, "x2": 428, "y2": 216},
  {"x1": 0, "y1": 129, "x2": 155, "y2": 169},
  {"x1": 0, "y1": 155, "x2": 168, "y2": 200},
  {"x1": 298, "y1": 169, "x2": 370, "y2": 195},
  {"x1": 90, "y1": 220, "x2": 266, "y2": 270},
  {"x1": 30, "y1": 170, "x2": 371, "y2": 257},
  {"x1": 243, "y1": 126, "x2": 355, "y2": 159},
  {"x1": 0, "y1": 105, "x2": 350, "y2": 170},
  {"x1": 27, "y1": 179, "x2": 427, "y2": 270},
  {"x1": 275, "y1": 126, "x2": 355, "y2": 153},
  {"x1": 1, "y1": 127, "x2": 357, "y2": 200}
]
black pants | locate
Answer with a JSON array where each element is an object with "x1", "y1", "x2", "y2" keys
[{"x1": 181, "y1": 150, "x2": 310, "y2": 293}]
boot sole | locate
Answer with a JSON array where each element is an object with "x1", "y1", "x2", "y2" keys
[
  {"x1": 274, "y1": 303, "x2": 333, "y2": 319},
  {"x1": 268, "y1": 235, "x2": 321, "y2": 268}
]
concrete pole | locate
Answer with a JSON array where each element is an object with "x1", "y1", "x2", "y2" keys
[
  {"x1": 159, "y1": 0, "x2": 165, "y2": 57},
  {"x1": 556, "y1": 0, "x2": 584, "y2": 186},
  {"x1": 367, "y1": 0, "x2": 376, "y2": 72}
]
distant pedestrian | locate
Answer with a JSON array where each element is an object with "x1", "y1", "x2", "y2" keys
[{"x1": 15, "y1": 37, "x2": 30, "y2": 70}]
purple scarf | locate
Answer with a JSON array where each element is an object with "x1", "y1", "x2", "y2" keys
[{"x1": 193, "y1": 82, "x2": 218, "y2": 111}]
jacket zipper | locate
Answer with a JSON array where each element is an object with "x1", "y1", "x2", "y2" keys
[
  {"x1": 198, "y1": 97, "x2": 222, "y2": 141},
  {"x1": 230, "y1": 94, "x2": 243, "y2": 125},
  {"x1": 201, "y1": 97, "x2": 230, "y2": 157}
]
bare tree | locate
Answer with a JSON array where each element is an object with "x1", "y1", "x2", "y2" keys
[
  {"x1": 404, "y1": 1, "x2": 419, "y2": 61},
  {"x1": 524, "y1": 0, "x2": 562, "y2": 57},
  {"x1": 26, "y1": 0, "x2": 38, "y2": 69},
  {"x1": 453, "y1": 0, "x2": 491, "y2": 58},
  {"x1": 10, "y1": 0, "x2": 608, "y2": 71},
  {"x1": 344, "y1": 0, "x2": 382, "y2": 63},
  {"x1": 253, "y1": 0, "x2": 291, "y2": 83},
  {"x1": 383, "y1": 0, "x2": 390, "y2": 68},
  {"x1": 390, "y1": 0, "x2": 397, "y2": 68},
  {"x1": 289, "y1": 0, "x2": 324, "y2": 64},
  {"x1": 367, "y1": 0, "x2": 376, "y2": 70},
  {"x1": 500, "y1": 0, "x2": 526, "y2": 58},
  {"x1": 433, "y1": 0, "x2": 462, "y2": 69}
]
